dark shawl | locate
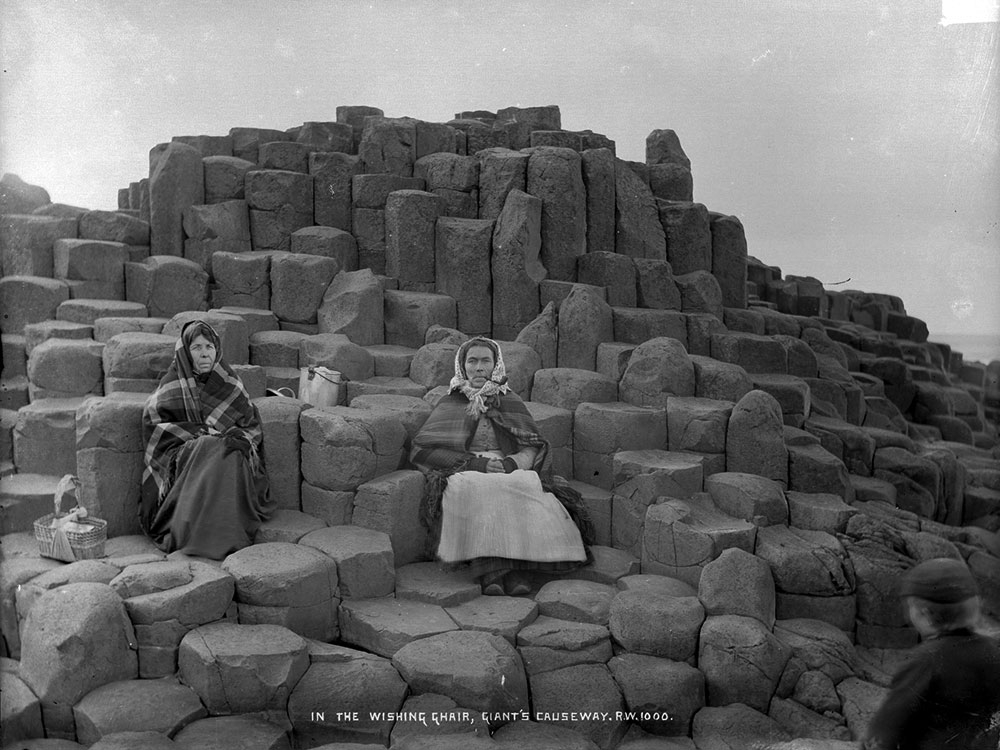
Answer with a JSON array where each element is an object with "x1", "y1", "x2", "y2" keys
[
  {"x1": 140, "y1": 321, "x2": 263, "y2": 532},
  {"x1": 411, "y1": 389, "x2": 594, "y2": 552}
]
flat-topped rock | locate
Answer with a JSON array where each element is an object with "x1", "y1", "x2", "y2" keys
[
  {"x1": 571, "y1": 545, "x2": 641, "y2": 585},
  {"x1": 339, "y1": 597, "x2": 459, "y2": 657},
  {"x1": 299, "y1": 525, "x2": 394, "y2": 598},
  {"x1": 640, "y1": 495, "x2": 757, "y2": 587},
  {"x1": 0, "y1": 473, "x2": 63, "y2": 535},
  {"x1": 611, "y1": 449, "x2": 705, "y2": 556},
  {"x1": 221, "y1": 542, "x2": 338, "y2": 641},
  {"x1": 619, "y1": 337, "x2": 695, "y2": 408},
  {"x1": 534, "y1": 580, "x2": 617, "y2": 625},
  {"x1": 698, "y1": 547, "x2": 776, "y2": 628},
  {"x1": 288, "y1": 653, "x2": 407, "y2": 747},
  {"x1": 394, "y1": 562, "x2": 481, "y2": 607},
  {"x1": 72, "y1": 677, "x2": 206, "y2": 745},
  {"x1": 609, "y1": 653, "x2": 705, "y2": 737},
  {"x1": 351, "y1": 469, "x2": 427, "y2": 566},
  {"x1": 55, "y1": 299, "x2": 149, "y2": 326},
  {"x1": 786, "y1": 491, "x2": 857, "y2": 534},
  {"x1": 530, "y1": 368, "x2": 618, "y2": 412},
  {"x1": 178, "y1": 622, "x2": 308, "y2": 715},
  {"x1": 170, "y1": 714, "x2": 291, "y2": 750},
  {"x1": 528, "y1": 663, "x2": 626, "y2": 749},
  {"x1": 86, "y1": 731, "x2": 178, "y2": 749},
  {"x1": 704, "y1": 472, "x2": 789, "y2": 526},
  {"x1": 445, "y1": 595, "x2": 539, "y2": 643},
  {"x1": 254, "y1": 509, "x2": 327, "y2": 543},
  {"x1": 608, "y1": 589, "x2": 704, "y2": 662},
  {"x1": 514, "y1": 614, "x2": 612, "y2": 676},
  {"x1": 393, "y1": 630, "x2": 529, "y2": 715},
  {"x1": 109, "y1": 560, "x2": 192, "y2": 599},
  {"x1": 19, "y1": 582, "x2": 138, "y2": 705}
]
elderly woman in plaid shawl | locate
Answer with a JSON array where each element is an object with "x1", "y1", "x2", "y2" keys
[
  {"x1": 139, "y1": 321, "x2": 272, "y2": 559},
  {"x1": 411, "y1": 337, "x2": 591, "y2": 596}
]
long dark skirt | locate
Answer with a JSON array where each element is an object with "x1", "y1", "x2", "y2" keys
[{"x1": 149, "y1": 435, "x2": 272, "y2": 560}]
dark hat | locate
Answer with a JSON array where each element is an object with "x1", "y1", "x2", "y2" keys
[{"x1": 900, "y1": 558, "x2": 979, "y2": 603}]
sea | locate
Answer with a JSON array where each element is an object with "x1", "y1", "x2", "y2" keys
[{"x1": 928, "y1": 333, "x2": 1000, "y2": 366}]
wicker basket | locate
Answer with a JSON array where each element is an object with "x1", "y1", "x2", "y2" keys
[{"x1": 33, "y1": 476, "x2": 107, "y2": 562}]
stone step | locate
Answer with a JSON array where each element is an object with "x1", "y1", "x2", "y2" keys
[
  {"x1": 0, "y1": 473, "x2": 63, "y2": 534},
  {"x1": 12, "y1": 397, "x2": 85, "y2": 476}
]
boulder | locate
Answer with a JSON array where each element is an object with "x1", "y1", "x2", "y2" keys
[
  {"x1": 698, "y1": 548, "x2": 776, "y2": 627},
  {"x1": 557, "y1": 285, "x2": 614, "y2": 370},
  {"x1": 691, "y1": 703, "x2": 792, "y2": 750},
  {"x1": 395, "y1": 562, "x2": 481, "y2": 608},
  {"x1": 691, "y1": 355, "x2": 753, "y2": 403},
  {"x1": 269, "y1": 253, "x2": 340, "y2": 324},
  {"x1": 528, "y1": 664, "x2": 626, "y2": 749},
  {"x1": 526, "y1": 146, "x2": 586, "y2": 281},
  {"x1": 515, "y1": 302, "x2": 558, "y2": 370},
  {"x1": 445, "y1": 595, "x2": 539, "y2": 644},
  {"x1": 640, "y1": 495, "x2": 757, "y2": 587},
  {"x1": 0, "y1": 277, "x2": 70, "y2": 334},
  {"x1": 26, "y1": 338, "x2": 104, "y2": 398},
  {"x1": 491, "y1": 189, "x2": 545, "y2": 340},
  {"x1": 535, "y1": 580, "x2": 617, "y2": 625},
  {"x1": 633, "y1": 258, "x2": 681, "y2": 312},
  {"x1": 612, "y1": 450, "x2": 706, "y2": 557},
  {"x1": 222, "y1": 542, "x2": 339, "y2": 641},
  {"x1": 288, "y1": 651, "x2": 408, "y2": 747},
  {"x1": 384, "y1": 290, "x2": 458, "y2": 348},
  {"x1": 756, "y1": 525, "x2": 856, "y2": 597},
  {"x1": 126, "y1": 256, "x2": 209, "y2": 317},
  {"x1": 170, "y1": 714, "x2": 291, "y2": 750},
  {"x1": 619, "y1": 337, "x2": 695, "y2": 408},
  {"x1": 608, "y1": 589, "x2": 704, "y2": 662},
  {"x1": 531, "y1": 368, "x2": 618, "y2": 411},
  {"x1": 149, "y1": 142, "x2": 204, "y2": 257},
  {"x1": 310, "y1": 152, "x2": 363, "y2": 231},
  {"x1": 203, "y1": 156, "x2": 254, "y2": 204},
  {"x1": 478, "y1": 148, "x2": 530, "y2": 221},
  {"x1": 573, "y1": 402, "x2": 667, "y2": 489},
  {"x1": 72, "y1": 678, "x2": 206, "y2": 745},
  {"x1": 582, "y1": 147, "x2": 616, "y2": 254},
  {"x1": 353, "y1": 469, "x2": 427, "y2": 567},
  {"x1": 612, "y1": 308, "x2": 688, "y2": 347},
  {"x1": 609, "y1": 654, "x2": 704, "y2": 736},
  {"x1": 699, "y1": 614, "x2": 791, "y2": 711},
  {"x1": 299, "y1": 525, "x2": 395, "y2": 599},
  {"x1": 435, "y1": 217, "x2": 493, "y2": 334},
  {"x1": 19, "y1": 582, "x2": 138, "y2": 705},
  {"x1": 614, "y1": 158, "x2": 666, "y2": 261},
  {"x1": 726, "y1": 390, "x2": 788, "y2": 486},
  {"x1": 704, "y1": 472, "x2": 788, "y2": 526},
  {"x1": 317, "y1": 268, "x2": 384, "y2": 346},
  {"x1": 393, "y1": 630, "x2": 528, "y2": 716},
  {"x1": 385, "y1": 190, "x2": 443, "y2": 288},
  {"x1": 579, "y1": 252, "x2": 637, "y2": 307}
]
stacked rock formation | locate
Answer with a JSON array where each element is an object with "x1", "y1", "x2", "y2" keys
[{"x1": 1, "y1": 104, "x2": 998, "y2": 750}]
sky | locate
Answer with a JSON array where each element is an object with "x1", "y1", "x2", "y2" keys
[{"x1": 2, "y1": 0, "x2": 998, "y2": 340}]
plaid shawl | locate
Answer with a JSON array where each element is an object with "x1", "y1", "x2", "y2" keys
[
  {"x1": 410, "y1": 390, "x2": 549, "y2": 473},
  {"x1": 142, "y1": 321, "x2": 263, "y2": 503}
]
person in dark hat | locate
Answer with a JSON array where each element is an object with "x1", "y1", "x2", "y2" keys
[{"x1": 862, "y1": 557, "x2": 1000, "y2": 749}]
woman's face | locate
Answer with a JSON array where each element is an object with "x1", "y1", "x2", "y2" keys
[
  {"x1": 189, "y1": 334, "x2": 217, "y2": 374},
  {"x1": 464, "y1": 345, "x2": 495, "y2": 388}
]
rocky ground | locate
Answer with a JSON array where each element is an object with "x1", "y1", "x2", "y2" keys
[{"x1": 0, "y1": 105, "x2": 998, "y2": 750}]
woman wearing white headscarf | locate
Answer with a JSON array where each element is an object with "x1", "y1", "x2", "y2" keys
[{"x1": 411, "y1": 337, "x2": 590, "y2": 595}]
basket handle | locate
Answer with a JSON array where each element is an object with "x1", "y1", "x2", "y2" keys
[{"x1": 53, "y1": 475, "x2": 82, "y2": 518}]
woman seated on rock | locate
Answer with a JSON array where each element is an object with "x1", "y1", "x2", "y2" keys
[
  {"x1": 411, "y1": 336, "x2": 592, "y2": 595},
  {"x1": 140, "y1": 320, "x2": 272, "y2": 559}
]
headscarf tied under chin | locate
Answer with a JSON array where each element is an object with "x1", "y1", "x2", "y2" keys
[{"x1": 449, "y1": 337, "x2": 510, "y2": 416}]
